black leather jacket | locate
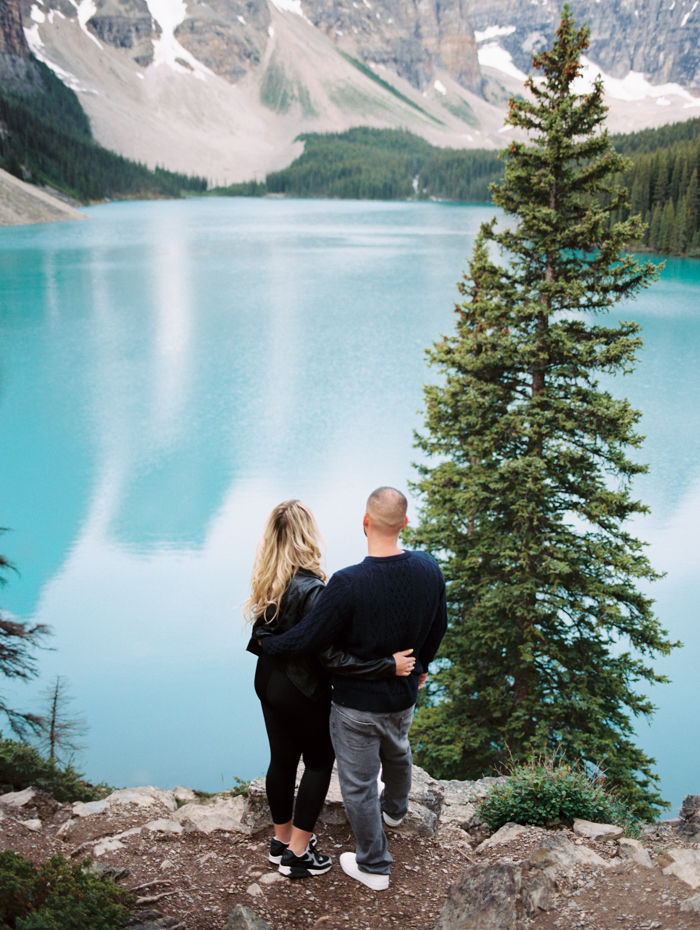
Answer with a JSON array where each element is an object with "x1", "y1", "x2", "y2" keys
[{"x1": 246, "y1": 569, "x2": 396, "y2": 701}]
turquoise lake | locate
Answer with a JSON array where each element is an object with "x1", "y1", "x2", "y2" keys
[{"x1": 0, "y1": 198, "x2": 698, "y2": 812}]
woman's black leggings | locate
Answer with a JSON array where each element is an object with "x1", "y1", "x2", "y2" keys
[{"x1": 254, "y1": 656, "x2": 335, "y2": 833}]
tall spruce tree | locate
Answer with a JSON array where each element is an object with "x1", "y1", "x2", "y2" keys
[{"x1": 408, "y1": 5, "x2": 675, "y2": 818}]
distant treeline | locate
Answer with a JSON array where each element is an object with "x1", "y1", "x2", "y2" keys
[
  {"x1": 217, "y1": 119, "x2": 700, "y2": 257},
  {"x1": 607, "y1": 117, "x2": 700, "y2": 257},
  {"x1": 215, "y1": 127, "x2": 503, "y2": 202},
  {"x1": 0, "y1": 57, "x2": 206, "y2": 203}
]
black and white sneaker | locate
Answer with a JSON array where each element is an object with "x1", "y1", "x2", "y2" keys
[
  {"x1": 269, "y1": 838, "x2": 289, "y2": 865},
  {"x1": 278, "y1": 844, "x2": 331, "y2": 878},
  {"x1": 269, "y1": 833, "x2": 318, "y2": 865}
]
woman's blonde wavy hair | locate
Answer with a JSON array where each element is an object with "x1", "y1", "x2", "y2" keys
[{"x1": 243, "y1": 500, "x2": 327, "y2": 624}]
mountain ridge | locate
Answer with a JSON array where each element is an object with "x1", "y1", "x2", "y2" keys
[{"x1": 3, "y1": 0, "x2": 700, "y2": 183}]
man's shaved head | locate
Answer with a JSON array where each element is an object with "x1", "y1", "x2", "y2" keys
[{"x1": 366, "y1": 487, "x2": 408, "y2": 533}]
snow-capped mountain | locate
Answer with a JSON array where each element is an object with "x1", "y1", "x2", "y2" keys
[
  {"x1": 2, "y1": 0, "x2": 700, "y2": 183},
  {"x1": 467, "y1": 0, "x2": 700, "y2": 91}
]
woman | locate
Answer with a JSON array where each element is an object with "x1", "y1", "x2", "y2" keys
[{"x1": 244, "y1": 500, "x2": 414, "y2": 879}]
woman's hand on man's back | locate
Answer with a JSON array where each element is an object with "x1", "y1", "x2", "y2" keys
[{"x1": 393, "y1": 649, "x2": 415, "y2": 676}]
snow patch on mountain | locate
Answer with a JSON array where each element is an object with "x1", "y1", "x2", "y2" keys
[
  {"x1": 574, "y1": 56, "x2": 700, "y2": 107},
  {"x1": 23, "y1": 16, "x2": 96, "y2": 91},
  {"x1": 146, "y1": 0, "x2": 213, "y2": 78},
  {"x1": 474, "y1": 25, "x2": 516, "y2": 42},
  {"x1": 478, "y1": 42, "x2": 527, "y2": 81},
  {"x1": 69, "y1": 0, "x2": 102, "y2": 48},
  {"x1": 271, "y1": 0, "x2": 307, "y2": 19},
  {"x1": 681, "y1": 1, "x2": 698, "y2": 28}
]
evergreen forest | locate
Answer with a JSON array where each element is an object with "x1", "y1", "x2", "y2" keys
[
  {"x1": 607, "y1": 117, "x2": 700, "y2": 256},
  {"x1": 216, "y1": 127, "x2": 503, "y2": 202},
  {"x1": 0, "y1": 57, "x2": 206, "y2": 203},
  {"x1": 218, "y1": 118, "x2": 700, "y2": 257}
]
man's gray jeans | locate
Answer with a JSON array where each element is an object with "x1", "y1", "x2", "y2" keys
[{"x1": 329, "y1": 702, "x2": 415, "y2": 875}]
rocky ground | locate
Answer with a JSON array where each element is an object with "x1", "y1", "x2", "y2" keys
[{"x1": 1, "y1": 773, "x2": 700, "y2": 930}]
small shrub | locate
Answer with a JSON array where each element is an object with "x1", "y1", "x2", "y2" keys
[
  {"x1": 477, "y1": 756, "x2": 640, "y2": 837},
  {"x1": 0, "y1": 735, "x2": 111, "y2": 803},
  {"x1": 0, "y1": 851, "x2": 133, "y2": 929},
  {"x1": 230, "y1": 776, "x2": 250, "y2": 798}
]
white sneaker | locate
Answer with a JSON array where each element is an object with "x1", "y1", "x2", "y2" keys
[
  {"x1": 382, "y1": 811, "x2": 405, "y2": 827},
  {"x1": 340, "y1": 852, "x2": 389, "y2": 891}
]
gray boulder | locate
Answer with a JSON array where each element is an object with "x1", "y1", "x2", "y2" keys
[
  {"x1": 410, "y1": 766, "x2": 445, "y2": 815},
  {"x1": 529, "y1": 833, "x2": 608, "y2": 872},
  {"x1": 85, "y1": 861, "x2": 130, "y2": 881},
  {"x1": 434, "y1": 862, "x2": 525, "y2": 930},
  {"x1": 0, "y1": 787, "x2": 36, "y2": 808},
  {"x1": 242, "y1": 778, "x2": 273, "y2": 834},
  {"x1": 173, "y1": 796, "x2": 248, "y2": 834},
  {"x1": 661, "y1": 847, "x2": 700, "y2": 889},
  {"x1": 439, "y1": 777, "x2": 506, "y2": 835},
  {"x1": 226, "y1": 904, "x2": 273, "y2": 930},
  {"x1": 680, "y1": 893, "x2": 700, "y2": 916},
  {"x1": 245, "y1": 763, "x2": 443, "y2": 837},
  {"x1": 617, "y1": 837, "x2": 653, "y2": 868},
  {"x1": 678, "y1": 795, "x2": 700, "y2": 844},
  {"x1": 477, "y1": 822, "x2": 541, "y2": 851},
  {"x1": 521, "y1": 868, "x2": 555, "y2": 913},
  {"x1": 573, "y1": 819, "x2": 624, "y2": 841},
  {"x1": 107, "y1": 787, "x2": 177, "y2": 811}
]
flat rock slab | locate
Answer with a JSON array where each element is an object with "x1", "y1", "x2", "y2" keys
[
  {"x1": 435, "y1": 862, "x2": 523, "y2": 930},
  {"x1": 529, "y1": 833, "x2": 608, "y2": 873},
  {"x1": 173, "y1": 795, "x2": 248, "y2": 834},
  {"x1": 0, "y1": 788, "x2": 36, "y2": 808},
  {"x1": 662, "y1": 848, "x2": 700, "y2": 889},
  {"x1": 617, "y1": 837, "x2": 653, "y2": 868},
  {"x1": 93, "y1": 837, "x2": 126, "y2": 856},
  {"x1": 478, "y1": 822, "x2": 542, "y2": 851},
  {"x1": 143, "y1": 818, "x2": 184, "y2": 835},
  {"x1": 226, "y1": 904, "x2": 272, "y2": 929},
  {"x1": 573, "y1": 819, "x2": 624, "y2": 841},
  {"x1": 107, "y1": 787, "x2": 177, "y2": 811},
  {"x1": 680, "y1": 893, "x2": 700, "y2": 915},
  {"x1": 73, "y1": 799, "x2": 110, "y2": 818}
]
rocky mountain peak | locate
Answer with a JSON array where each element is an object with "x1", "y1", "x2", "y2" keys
[
  {"x1": 466, "y1": 0, "x2": 700, "y2": 91},
  {"x1": 301, "y1": 0, "x2": 481, "y2": 92}
]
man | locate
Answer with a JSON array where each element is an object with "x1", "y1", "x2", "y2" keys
[{"x1": 260, "y1": 486, "x2": 447, "y2": 890}]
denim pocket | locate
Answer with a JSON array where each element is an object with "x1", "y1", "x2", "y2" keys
[{"x1": 332, "y1": 707, "x2": 377, "y2": 752}]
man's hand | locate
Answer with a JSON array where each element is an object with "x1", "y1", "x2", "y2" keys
[
  {"x1": 418, "y1": 673, "x2": 428, "y2": 689},
  {"x1": 393, "y1": 649, "x2": 416, "y2": 676}
]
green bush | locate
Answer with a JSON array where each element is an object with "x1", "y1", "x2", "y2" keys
[
  {"x1": 0, "y1": 736, "x2": 110, "y2": 803},
  {"x1": 477, "y1": 757, "x2": 639, "y2": 837},
  {"x1": 0, "y1": 851, "x2": 133, "y2": 929}
]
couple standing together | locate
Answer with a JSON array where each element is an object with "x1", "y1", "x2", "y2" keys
[{"x1": 245, "y1": 487, "x2": 447, "y2": 891}]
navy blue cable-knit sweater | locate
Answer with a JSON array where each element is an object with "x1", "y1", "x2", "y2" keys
[{"x1": 260, "y1": 550, "x2": 447, "y2": 713}]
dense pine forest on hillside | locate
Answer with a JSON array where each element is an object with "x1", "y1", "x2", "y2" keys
[
  {"x1": 217, "y1": 118, "x2": 700, "y2": 257},
  {"x1": 0, "y1": 58, "x2": 206, "y2": 202},
  {"x1": 215, "y1": 128, "x2": 503, "y2": 202},
  {"x1": 608, "y1": 117, "x2": 700, "y2": 256}
]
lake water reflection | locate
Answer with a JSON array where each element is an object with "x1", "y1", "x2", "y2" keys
[{"x1": 0, "y1": 198, "x2": 698, "y2": 811}]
